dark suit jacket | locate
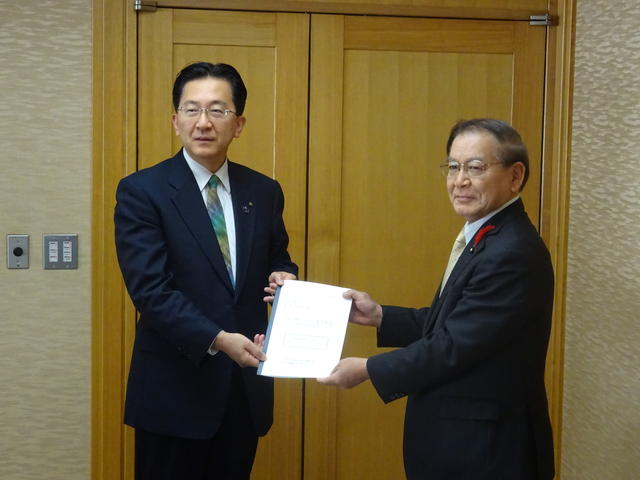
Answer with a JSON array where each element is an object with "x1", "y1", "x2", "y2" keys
[
  {"x1": 367, "y1": 199, "x2": 555, "y2": 480},
  {"x1": 114, "y1": 150, "x2": 297, "y2": 439}
]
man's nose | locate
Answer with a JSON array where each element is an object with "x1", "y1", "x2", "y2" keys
[
  {"x1": 452, "y1": 168, "x2": 471, "y2": 186},
  {"x1": 196, "y1": 111, "x2": 213, "y2": 128}
]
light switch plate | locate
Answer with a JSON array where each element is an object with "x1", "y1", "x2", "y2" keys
[
  {"x1": 7, "y1": 234, "x2": 29, "y2": 269},
  {"x1": 43, "y1": 234, "x2": 78, "y2": 269}
]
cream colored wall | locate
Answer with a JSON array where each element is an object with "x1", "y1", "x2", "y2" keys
[
  {"x1": 562, "y1": 1, "x2": 640, "y2": 479},
  {"x1": 0, "y1": 1, "x2": 91, "y2": 479}
]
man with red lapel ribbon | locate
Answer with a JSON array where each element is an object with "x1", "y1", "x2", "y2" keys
[{"x1": 319, "y1": 119, "x2": 555, "y2": 480}]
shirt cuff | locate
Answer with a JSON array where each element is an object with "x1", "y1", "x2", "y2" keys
[{"x1": 208, "y1": 332, "x2": 221, "y2": 356}]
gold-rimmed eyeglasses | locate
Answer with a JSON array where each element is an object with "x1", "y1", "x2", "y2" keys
[
  {"x1": 439, "y1": 160, "x2": 503, "y2": 178},
  {"x1": 177, "y1": 106, "x2": 238, "y2": 120}
]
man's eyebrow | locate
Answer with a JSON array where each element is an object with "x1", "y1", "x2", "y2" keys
[
  {"x1": 446, "y1": 156, "x2": 484, "y2": 163},
  {"x1": 208, "y1": 100, "x2": 228, "y2": 107},
  {"x1": 181, "y1": 100, "x2": 229, "y2": 107}
]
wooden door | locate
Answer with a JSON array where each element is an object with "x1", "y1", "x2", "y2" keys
[
  {"x1": 135, "y1": 8, "x2": 546, "y2": 480},
  {"x1": 136, "y1": 9, "x2": 309, "y2": 479},
  {"x1": 305, "y1": 14, "x2": 546, "y2": 479}
]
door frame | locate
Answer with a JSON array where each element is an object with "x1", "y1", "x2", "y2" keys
[{"x1": 91, "y1": 1, "x2": 576, "y2": 478}]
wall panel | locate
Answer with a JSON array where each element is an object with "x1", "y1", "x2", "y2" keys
[
  {"x1": 563, "y1": 1, "x2": 640, "y2": 478},
  {"x1": 0, "y1": 1, "x2": 92, "y2": 479}
]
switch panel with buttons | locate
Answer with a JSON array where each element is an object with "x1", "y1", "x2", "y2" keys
[
  {"x1": 7, "y1": 234, "x2": 30, "y2": 269},
  {"x1": 43, "y1": 234, "x2": 78, "y2": 269}
]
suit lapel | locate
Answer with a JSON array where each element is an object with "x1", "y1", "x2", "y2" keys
[
  {"x1": 423, "y1": 245, "x2": 475, "y2": 333},
  {"x1": 424, "y1": 199, "x2": 526, "y2": 334},
  {"x1": 168, "y1": 154, "x2": 234, "y2": 294},
  {"x1": 422, "y1": 288, "x2": 442, "y2": 336},
  {"x1": 229, "y1": 162, "x2": 256, "y2": 298}
]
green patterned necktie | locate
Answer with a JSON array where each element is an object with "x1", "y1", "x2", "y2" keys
[{"x1": 206, "y1": 175, "x2": 234, "y2": 285}]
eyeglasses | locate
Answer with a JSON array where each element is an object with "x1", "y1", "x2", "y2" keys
[
  {"x1": 439, "y1": 160, "x2": 503, "y2": 178},
  {"x1": 177, "y1": 106, "x2": 238, "y2": 120}
]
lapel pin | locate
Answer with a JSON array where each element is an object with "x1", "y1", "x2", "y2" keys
[{"x1": 242, "y1": 201, "x2": 253, "y2": 213}]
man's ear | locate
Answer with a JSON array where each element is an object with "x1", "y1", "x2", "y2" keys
[
  {"x1": 511, "y1": 162, "x2": 526, "y2": 193},
  {"x1": 171, "y1": 113, "x2": 179, "y2": 135},
  {"x1": 234, "y1": 116, "x2": 247, "y2": 138}
]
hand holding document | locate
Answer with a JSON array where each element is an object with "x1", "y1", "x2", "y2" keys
[{"x1": 257, "y1": 280, "x2": 351, "y2": 378}]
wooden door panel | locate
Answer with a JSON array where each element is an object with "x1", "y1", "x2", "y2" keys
[
  {"x1": 137, "y1": 9, "x2": 309, "y2": 480},
  {"x1": 307, "y1": 14, "x2": 545, "y2": 479},
  {"x1": 173, "y1": 10, "x2": 277, "y2": 46},
  {"x1": 344, "y1": 15, "x2": 518, "y2": 52}
]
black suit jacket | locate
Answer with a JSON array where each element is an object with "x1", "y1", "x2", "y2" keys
[
  {"x1": 114, "y1": 151, "x2": 297, "y2": 439},
  {"x1": 367, "y1": 199, "x2": 555, "y2": 480}
]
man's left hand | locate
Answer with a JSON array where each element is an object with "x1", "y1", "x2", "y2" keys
[
  {"x1": 213, "y1": 331, "x2": 267, "y2": 368},
  {"x1": 263, "y1": 271, "x2": 297, "y2": 303},
  {"x1": 317, "y1": 357, "x2": 369, "y2": 389}
]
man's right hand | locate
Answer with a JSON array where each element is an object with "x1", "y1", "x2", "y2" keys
[
  {"x1": 343, "y1": 290, "x2": 383, "y2": 328},
  {"x1": 213, "y1": 331, "x2": 267, "y2": 368}
]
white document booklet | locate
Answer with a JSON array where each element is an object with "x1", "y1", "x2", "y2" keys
[{"x1": 257, "y1": 280, "x2": 352, "y2": 378}]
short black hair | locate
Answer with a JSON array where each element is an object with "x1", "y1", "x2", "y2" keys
[
  {"x1": 172, "y1": 62, "x2": 248, "y2": 115},
  {"x1": 446, "y1": 118, "x2": 530, "y2": 190}
]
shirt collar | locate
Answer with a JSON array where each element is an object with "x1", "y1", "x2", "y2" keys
[
  {"x1": 463, "y1": 195, "x2": 519, "y2": 243},
  {"x1": 182, "y1": 148, "x2": 231, "y2": 193}
]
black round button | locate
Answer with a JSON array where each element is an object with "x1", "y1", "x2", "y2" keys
[{"x1": 13, "y1": 247, "x2": 24, "y2": 257}]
